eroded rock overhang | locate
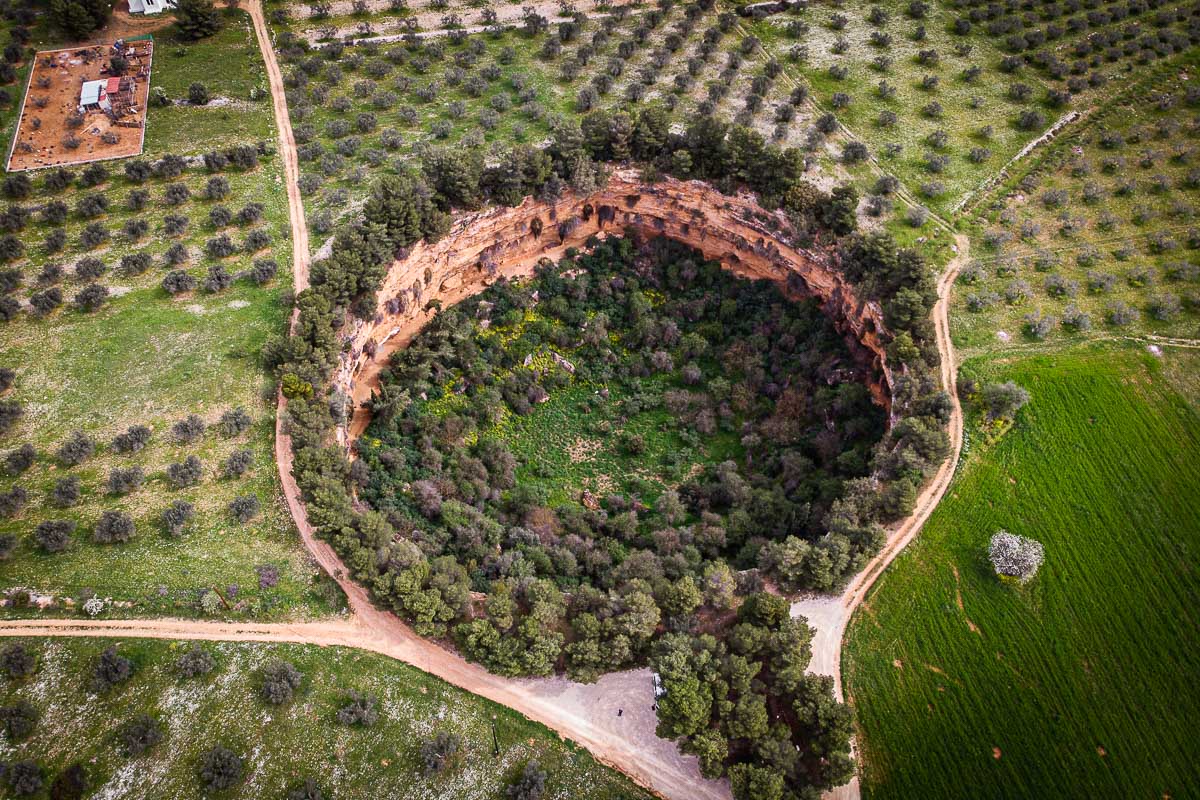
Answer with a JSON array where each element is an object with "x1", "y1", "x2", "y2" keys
[{"x1": 335, "y1": 169, "x2": 895, "y2": 442}]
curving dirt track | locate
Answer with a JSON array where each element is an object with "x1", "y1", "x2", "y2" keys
[{"x1": 792, "y1": 233, "x2": 969, "y2": 800}]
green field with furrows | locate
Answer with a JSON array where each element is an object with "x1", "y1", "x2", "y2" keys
[
  {"x1": 844, "y1": 343, "x2": 1200, "y2": 800},
  {"x1": 0, "y1": 9, "x2": 335, "y2": 619},
  {"x1": 0, "y1": 637, "x2": 652, "y2": 800}
]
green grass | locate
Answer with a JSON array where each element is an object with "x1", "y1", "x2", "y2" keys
[
  {"x1": 843, "y1": 343, "x2": 1200, "y2": 800},
  {"x1": 0, "y1": 636, "x2": 653, "y2": 800},
  {"x1": 498, "y1": 381, "x2": 742, "y2": 507},
  {"x1": 144, "y1": 10, "x2": 275, "y2": 156},
  {"x1": 0, "y1": 10, "x2": 333, "y2": 620},
  {"x1": 953, "y1": 52, "x2": 1200, "y2": 356},
  {"x1": 751, "y1": 0, "x2": 1054, "y2": 215}
]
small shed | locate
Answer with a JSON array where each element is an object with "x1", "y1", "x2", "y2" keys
[{"x1": 79, "y1": 79, "x2": 111, "y2": 113}]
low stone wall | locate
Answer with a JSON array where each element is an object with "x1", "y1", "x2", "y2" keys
[{"x1": 335, "y1": 169, "x2": 894, "y2": 442}]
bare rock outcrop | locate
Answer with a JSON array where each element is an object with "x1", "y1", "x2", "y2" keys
[{"x1": 336, "y1": 169, "x2": 894, "y2": 442}]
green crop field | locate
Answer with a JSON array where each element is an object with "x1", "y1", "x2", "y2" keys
[
  {"x1": 0, "y1": 10, "x2": 336, "y2": 620},
  {"x1": 844, "y1": 343, "x2": 1200, "y2": 800},
  {"x1": 0, "y1": 636, "x2": 652, "y2": 800}
]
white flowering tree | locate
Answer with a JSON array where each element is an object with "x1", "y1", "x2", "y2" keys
[
  {"x1": 82, "y1": 597, "x2": 105, "y2": 617},
  {"x1": 989, "y1": 530, "x2": 1045, "y2": 583}
]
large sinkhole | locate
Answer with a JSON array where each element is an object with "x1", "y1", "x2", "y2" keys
[{"x1": 354, "y1": 235, "x2": 887, "y2": 593}]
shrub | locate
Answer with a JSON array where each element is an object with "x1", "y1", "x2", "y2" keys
[
  {"x1": 0, "y1": 399, "x2": 22, "y2": 433},
  {"x1": 73, "y1": 282, "x2": 108, "y2": 312},
  {"x1": 205, "y1": 175, "x2": 230, "y2": 200},
  {"x1": 164, "y1": 183, "x2": 191, "y2": 206},
  {"x1": 261, "y1": 660, "x2": 302, "y2": 704},
  {"x1": 162, "y1": 270, "x2": 197, "y2": 295},
  {"x1": 120, "y1": 251, "x2": 152, "y2": 276},
  {"x1": 34, "y1": 520, "x2": 73, "y2": 553},
  {"x1": 4, "y1": 761, "x2": 43, "y2": 796},
  {"x1": 243, "y1": 228, "x2": 272, "y2": 252},
  {"x1": 2, "y1": 174, "x2": 31, "y2": 199},
  {"x1": 43, "y1": 228, "x2": 67, "y2": 253},
  {"x1": 50, "y1": 476, "x2": 80, "y2": 508},
  {"x1": 29, "y1": 288, "x2": 62, "y2": 315},
  {"x1": 507, "y1": 761, "x2": 547, "y2": 800},
  {"x1": 172, "y1": 414, "x2": 206, "y2": 443},
  {"x1": 250, "y1": 258, "x2": 278, "y2": 284},
  {"x1": 1061, "y1": 303, "x2": 1091, "y2": 331},
  {"x1": 106, "y1": 466, "x2": 144, "y2": 495},
  {"x1": 1, "y1": 643, "x2": 36, "y2": 679},
  {"x1": 5, "y1": 443, "x2": 35, "y2": 475},
  {"x1": 199, "y1": 746, "x2": 245, "y2": 790},
  {"x1": 236, "y1": 203, "x2": 264, "y2": 225},
  {"x1": 167, "y1": 456, "x2": 203, "y2": 488},
  {"x1": 189, "y1": 82, "x2": 210, "y2": 105},
  {"x1": 163, "y1": 500, "x2": 194, "y2": 536},
  {"x1": 219, "y1": 407, "x2": 252, "y2": 437},
  {"x1": 1023, "y1": 310, "x2": 1055, "y2": 339},
  {"x1": 421, "y1": 731, "x2": 462, "y2": 774},
  {"x1": 79, "y1": 163, "x2": 108, "y2": 187},
  {"x1": 842, "y1": 141, "x2": 868, "y2": 163},
  {"x1": 79, "y1": 223, "x2": 109, "y2": 249},
  {"x1": 44, "y1": 169, "x2": 74, "y2": 192},
  {"x1": 57, "y1": 431, "x2": 95, "y2": 466},
  {"x1": 0, "y1": 485, "x2": 26, "y2": 517},
  {"x1": 0, "y1": 699, "x2": 38, "y2": 739},
  {"x1": 176, "y1": 645, "x2": 216, "y2": 678},
  {"x1": 1148, "y1": 293, "x2": 1182, "y2": 320},
  {"x1": 229, "y1": 493, "x2": 260, "y2": 522},
  {"x1": 94, "y1": 510, "x2": 135, "y2": 543},
  {"x1": 164, "y1": 214, "x2": 189, "y2": 236},
  {"x1": 164, "y1": 242, "x2": 189, "y2": 266},
  {"x1": 1106, "y1": 301, "x2": 1139, "y2": 326},
  {"x1": 206, "y1": 235, "x2": 236, "y2": 259},
  {"x1": 222, "y1": 448, "x2": 252, "y2": 478},
  {"x1": 335, "y1": 690, "x2": 379, "y2": 726},
  {"x1": 91, "y1": 646, "x2": 134, "y2": 692},
  {"x1": 0, "y1": 233, "x2": 22, "y2": 261},
  {"x1": 205, "y1": 264, "x2": 233, "y2": 292},
  {"x1": 981, "y1": 381, "x2": 1030, "y2": 421},
  {"x1": 209, "y1": 205, "x2": 233, "y2": 228},
  {"x1": 123, "y1": 217, "x2": 149, "y2": 238},
  {"x1": 112, "y1": 425, "x2": 151, "y2": 453},
  {"x1": 1017, "y1": 109, "x2": 1048, "y2": 130},
  {"x1": 118, "y1": 714, "x2": 162, "y2": 756},
  {"x1": 286, "y1": 779, "x2": 324, "y2": 800}
]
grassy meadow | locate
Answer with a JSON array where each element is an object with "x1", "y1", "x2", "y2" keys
[
  {"x1": 500, "y1": 380, "x2": 743, "y2": 508},
  {"x1": 0, "y1": 10, "x2": 337, "y2": 619},
  {"x1": 954, "y1": 51, "x2": 1200, "y2": 356},
  {"x1": 0, "y1": 636, "x2": 652, "y2": 800},
  {"x1": 843, "y1": 343, "x2": 1200, "y2": 800}
]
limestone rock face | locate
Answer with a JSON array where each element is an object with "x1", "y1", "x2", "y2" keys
[{"x1": 336, "y1": 170, "x2": 895, "y2": 442}]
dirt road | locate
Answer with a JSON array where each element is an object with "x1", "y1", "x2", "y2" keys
[{"x1": 793, "y1": 233, "x2": 969, "y2": 800}]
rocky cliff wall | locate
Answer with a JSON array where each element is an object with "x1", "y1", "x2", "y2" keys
[{"x1": 335, "y1": 169, "x2": 894, "y2": 442}]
